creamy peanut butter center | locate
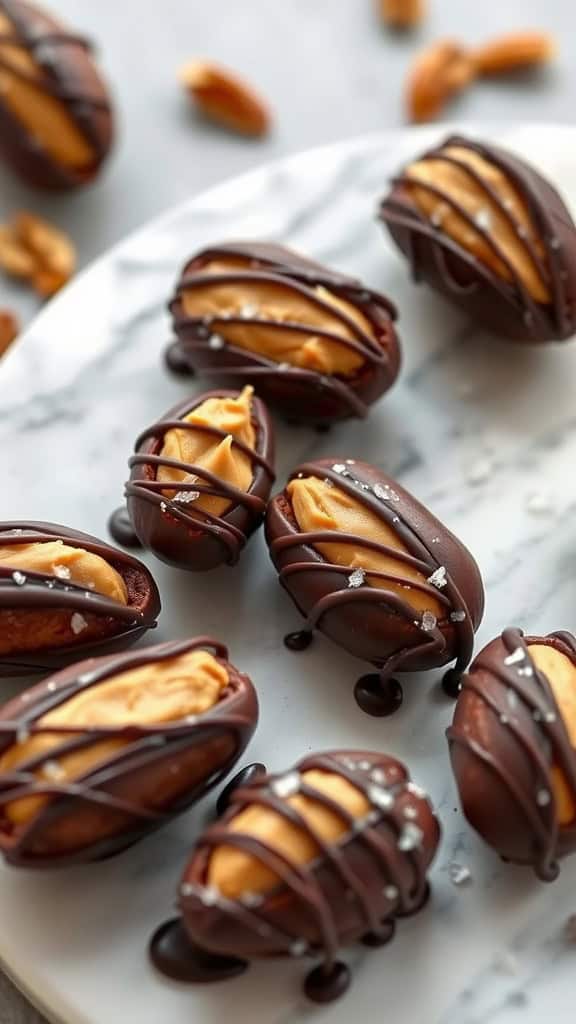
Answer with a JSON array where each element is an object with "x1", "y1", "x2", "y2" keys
[
  {"x1": 181, "y1": 256, "x2": 373, "y2": 376},
  {"x1": 157, "y1": 385, "x2": 256, "y2": 518},
  {"x1": 0, "y1": 12, "x2": 95, "y2": 169},
  {"x1": 0, "y1": 648, "x2": 229, "y2": 825},
  {"x1": 0, "y1": 540, "x2": 127, "y2": 604},
  {"x1": 208, "y1": 769, "x2": 369, "y2": 899},
  {"x1": 406, "y1": 146, "x2": 550, "y2": 303},
  {"x1": 287, "y1": 476, "x2": 443, "y2": 618},
  {"x1": 529, "y1": 643, "x2": 576, "y2": 825}
]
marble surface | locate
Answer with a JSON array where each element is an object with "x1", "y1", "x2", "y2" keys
[{"x1": 1, "y1": 124, "x2": 576, "y2": 1024}]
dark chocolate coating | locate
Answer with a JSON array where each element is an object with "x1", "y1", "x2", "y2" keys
[
  {"x1": 448, "y1": 628, "x2": 576, "y2": 880},
  {"x1": 168, "y1": 242, "x2": 401, "y2": 424},
  {"x1": 124, "y1": 389, "x2": 276, "y2": 572},
  {"x1": 0, "y1": 636, "x2": 258, "y2": 867},
  {"x1": 0, "y1": 0, "x2": 113, "y2": 190},
  {"x1": 265, "y1": 459, "x2": 484, "y2": 686},
  {"x1": 177, "y1": 750, "x2": 440, "y2": 995},
  {"x1": 379, "y1": 135, "x2": 576, "y2": 343},
  {"x1": 0, "y1": 521, "x2": 160, "y2": 677}
]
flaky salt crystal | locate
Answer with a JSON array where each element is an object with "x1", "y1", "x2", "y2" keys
[
  {"x1": 421, "y1": 611, "x2": 437, "y2": 632},
  {"x1": 427, "y1": 566, "x2": 447, "y2": 589}
]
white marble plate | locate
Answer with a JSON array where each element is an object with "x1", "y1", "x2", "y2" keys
[{"x1": 1, "y1": 125, "x2": 576, "y2": 1024}]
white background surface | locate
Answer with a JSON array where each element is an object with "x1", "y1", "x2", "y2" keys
[{"x1": 1, "y1": 1, "x2": 576, "y2": 1022}]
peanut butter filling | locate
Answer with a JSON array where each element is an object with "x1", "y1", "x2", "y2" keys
[
  {"x1": 528, "y1": 644, "x2": 576, "y2": 825},
  {"x1": 0, "y1": 540, "x2": 127, "y2": 604},
  {"x1": 181, "y1": 256, "x2": 373, "y2": 376},
  {"x1": 157, "y1": 386, "x2": 256, "y2": 517},
  {"x1": 0, "y1": 649, "x2": 228, "y2": 826},
  {"x1": 406, "y1": 145, "x2": 550, "y2": 303},
  {"x1": 287, "y1": 477, "x2": 443, "y2": 618},
  {"x1": 208, "y1": 769, "x2": 369, "y2": 899},
  {"x1": 0, "y1": 13, "x2": 95, "y2": 169}
]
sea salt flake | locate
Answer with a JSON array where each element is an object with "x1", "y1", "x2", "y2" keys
[
  {"x1": 272, "y1": 771, "x2": 300, "y2": 799},
  {"x1": 240, "y1": 303, "x2": 257, "y2": 319},
  {"x1": 54, "y1": 565, "x2": 71, "y2": 580},
  {"x1": 277, "y1": 362, "x2": 291, "y2": 371},
  {"x1": 240, "y1": 891, "x2": 264, "y2": 909},
  {"x1": 175, "y1": 489, "x2": 199, "y2": 503},
  {"x1": 536, "y1": 788, "x2": 551, "y2": 807},
  {"x1": 323, "y1": 477, "x2": 334, "y2": 488},
  {"x1": 550, "y1": 237, "x2": 561, "y2": 251},
  {"x1": 180, "y1": 882, "x2": 196, "y2": 897},
  {"x1": 45, "y1": 579, "x2": 56, "y2": 588},
  {"x1": 332, "y1": 464, "x2": 347, "y2": 475},
  {"x1": 517, "y1": 665, "x2": 534, "y2": 678},
  {"x1": 499, "y1": 714, "x2": 509, "y2": 725},
  {"x1": 403, "y1": 805, "x2": 418, "y2": 820},
  {"x1": 348, "y1": 568, "x2": 366, "y2": 589},
  {"x1": 11, "y1": 571, "x2": 26, "y2": 586},
  {"x1": 504, "y1": 647, "x2": 526, "y2": 667},
  {"x1": 368, "y1": 784, "x2": 394, "y2": 810},
  {"x1": 43, "y1": 760, "x2": 65, "y2": 781},
  {"x1": 449, "y1": 862, "x2": 472, "y2": 886},
  {"x1": 345, "y1": 459, "x2": 356, "y2": 465},
  {"x1": 199, "y1": 885, "x2": 220, "y2": 907},
  {"x1": 421, "y1": 611, "x2": 437, "y2": 632},
  {"x1": 370, "y1": 768, "x2": 386, "y2": 785},
  {"x1": 475, "y1": 208, "x2": 491, "y2": 231},
  {"x1": 407, "y1": 782, "x2": 427, "y2": 799},
  {"x1": 208, "y1": 334, "x2": 225, "y2": 350},
  {"x1": 290, "y1": 940, "x2": 308, "y2": 957},
  {"x1": 358, "y1": 759, "x2": 372, "y2": 770},
  {"x1": 185, "y1": 715, "x2": 198, "y2": 725},
  {"x1": 398, "y1": 823, "x2": 423, "y2": 852},
  {"x1": 70, "y1": 612, "x2": 88, "y2": 635},
  {"x1": 160, "y1": 501, "x2": 167, "y2": 513},
  {"x1": 374, "y1": 483, "x2": 400, "y2": 502},
  {"x1": 384, "y1": 885, "x2": 399, "y2": 901},
  {"x1": 427, "y1": 566, "x2": 448, "y2": 589},
  {"x1": 450, "y1": 610, "x2": 466, "y2": 623},
  {"x1": 544, "y1": 710, "x2": 557, "y2": 723},
  {"x1": 46, "y1": 681, "x2": 57, "y2": 692}
]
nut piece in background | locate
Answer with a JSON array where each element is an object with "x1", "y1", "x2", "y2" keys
[
  {"x1": 406, "y1": 40, "x2": 475, "y2": 123},
  {"x1": 379, "y1": 134, "x2": 576, "y2": 343},
  {"x1": 0, "y1": 212, "x2": 76, "y2": 297},
  {"x1": 167, "y1": 241, "x2": 401, "y2": 425},
  {"x1": 474, "y1": 32, "x2": 556, "y2": 76},
  {"x1": 150, "y1": 750, "x2": 440, "y2": 1002},
  {"x1": 0, "y1": 309, "x2": 19, "y2": 357},
  {"x1": 379, "y1": 0, "x2": 425, "y2": 30},
  {"x1": 265, "y1": 457, "x2": 484, "y2": 715},
  {"x1": 180, "y1": 61, "x2": 271, "y2": 138},
  {"x1": 0, "y1": 637, "x2": 258, "y2": 866},
  {"x1": 448, "y1": 628, "x2": 576, "y2": 881},
  {"x1": 0, "y1": 0, "x2": 114, "y2": 190}
]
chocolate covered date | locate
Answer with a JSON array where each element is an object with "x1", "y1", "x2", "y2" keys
[
  {"x1": 0, "y1": 636, "x2": 258, "y2": 866},
  {"x1": 265, "y1": 459, "x2": 484, "y2": 715},
  {"x1": 448, "y1": 627, "x2": 576, "y2": 880},
  {"x1": 111, "y1": 386, "x2": 275, "y2": 571},
  {"x1": 0, "y1": 521, "x2": 160, "y2": 676},
  {"x1": 150, "y1": 750, "x2": 440, "y2": 1003},
  {"x1": 379, "y1": 135, "x2": 576, "y2": 343},
  {"x1": 0, "y1": 0, "x2": 114, "y2": 190},
  {"x1": 166, "y1": 242, "x2": 401, "y2": 425}
]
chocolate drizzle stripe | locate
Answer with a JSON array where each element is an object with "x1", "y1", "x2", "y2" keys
[
  {"x1": 280, "y1": 463, "x2": 475, "y2": 678},
  {"x1": 0, "y1": 638, "x2": 254, "y2": 838},
  {"x1": 447, "y1": 627, "x2": 576, "y2": 879},
  {"x1": 183, "y1": 753, "x2": 432, "y2": 972},
  {"x1": 133, "y1": 420, "x2": 274, "y2": 475},
  {"x1": 0, "y1": 570, "x2": 144, "y2": 624}
]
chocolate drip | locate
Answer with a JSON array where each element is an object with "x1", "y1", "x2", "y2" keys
[
  {"x1": 216, "y1": 761, "x2": 266, "y2": 816},
  {"x1": 273, "y1": 463, "x2": 476, "y2": 701},
  {"x1": 0, "y1": 0, "x2": 111, "y2": 157},
  {"x1": 180, "y1": 752, "x2": 436, "y2": 988},
  {"x1": 380, "y1": 135, "x2": 575, "y2": 341},
  {"x1": 447, "y1": 628, "x2": 576, "y2": 880},
  {"x1": 168, "y1": 243, "x2": 400, "y2": 422},
  {"x1": 108, "y1": 507, "x2": 142, "y2": 549},
  {"x1": 124, "y1": 390, "x2": 275, "y2": 569},
  {"x1": 354, "y1": 675, "x2": 403, "y2": 717},
  {"x1": 150, "y1": 918, "x2": 248, "y2": 984},
  {"x1": 0, "y1": 637, "x2": 257, "y2": 866},
  {"x1": 164, "y1": 340, "x2": 195, "y2": 377}
]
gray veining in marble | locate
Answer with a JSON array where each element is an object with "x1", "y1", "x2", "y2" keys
[{"x1": 1, "y1": 124, "x2": 576, "y2": 1024}]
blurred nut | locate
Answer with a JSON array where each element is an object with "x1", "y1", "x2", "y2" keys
[
  {"x1": 407, "y1": 41, "x2": 476, "y2": 123},
  {"x1": 0, "y1": 225, "x2": 36, "y2": 279},
  {"x1": 0, "y1": 213, "x2": 75, "y2": 297},
  {"x1": 379, "y1": 0, "x2": 424, "y2": 29},
  {"x1": 474, "y1": 32, "x2": 556, "y2": 76},
  {"x1": 180, "y1": 61, "x2": 271, "y2": 137},
  {"x1": 0, "y1": 309, "x2": 19, "y2": 357}
]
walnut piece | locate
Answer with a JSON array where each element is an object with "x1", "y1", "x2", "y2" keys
[
  {"x1": 180, "y1": 61, "x2": 271, "y2": 138},
  {"x1": 0, "y1": 309, "x2": 19, "y2": 357},
  {"x1": 474, "y1": 32, "x2": 556, "y2": 76},
  {"x1": 0, "y1": 213, "x2": 76, "y2": 297},
  {"x1": 379, "y1": 0, "x2": 425, "y2": 29},
  {"x1": 406, "y1": 41, "x2": 476, "y2": 123}
]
